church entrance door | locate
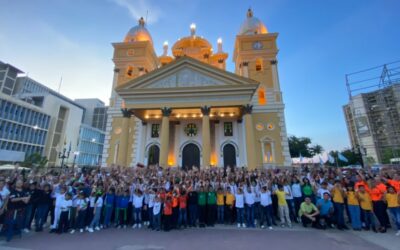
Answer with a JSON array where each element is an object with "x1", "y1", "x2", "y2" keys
[
  {"x1": 182, "y1": 143, "x2": 200, "y2": 170},
  {"x1": 148, "y1": 145, "x2": 160, "y2": 165},
  {"x1": 223, "y1": 144, "x2": 236, "y2": 170}
]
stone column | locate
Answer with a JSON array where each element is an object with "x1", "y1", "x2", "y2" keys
[
  {"x1": 242, "y1": 104, "x2": 257, "y2": 169},
  {"x1": 118, "y1": 108, "x2": 131, "y2": 167},
  {"x1": 159, "y1": 107, "x2": 171, "y2": 167},
  {"x1": 201, "y1": 106, "x2": 211, "y2": 167}
]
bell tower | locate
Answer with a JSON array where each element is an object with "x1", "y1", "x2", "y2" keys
[{"x1": 233, "y1": 9, "x2": 291, "y2": 167}]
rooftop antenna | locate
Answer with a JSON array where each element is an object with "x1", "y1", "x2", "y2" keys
[{"x1": 57, "y1": 76, "x2": 63, "y2": 93}]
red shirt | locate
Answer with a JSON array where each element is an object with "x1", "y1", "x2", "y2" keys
[
  {"x1": 179, "y1": 195, "x2": 187, "y2": 209},
  {"x1": 388, "y1": 180, "x2": 400, "y2": 192},
  {"x1": 370, "y1": 187, "x2": 383, "y2": 201},
  {"x1": 164, "y1": 201, "x2": 172, "y2": 215}
]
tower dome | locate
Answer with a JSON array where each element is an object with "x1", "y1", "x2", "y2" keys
[
  {"x1": 238, "y1": 9, "x2": 268, "y2": 35},
  {"x1": 124, "y1": 17, "x2": 153, "y2": 44}
]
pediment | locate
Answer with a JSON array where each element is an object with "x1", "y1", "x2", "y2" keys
[{"x1": 116, "y1": 56, "x2": 259, "y2": 91}]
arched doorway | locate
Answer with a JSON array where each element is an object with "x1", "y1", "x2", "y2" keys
[
  {"x1": 223, "y1": 144, "x2": 236, "y2": 170},
  {"x1": 148, "y1": 145, "x2": 160, "y2": 165},
  {"x1": 182, "y1": 143, "x2": 200, "y2": 170}
]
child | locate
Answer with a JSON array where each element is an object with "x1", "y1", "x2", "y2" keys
[
  {"x1": 274, "y1": 184, "x2": 292, "y2": 228},
  {"x1": 74, "y1": 191, "x2": 88, "y2": 233},
  {"x1": 346, "y1": 184, "x2": 361, "y2": 230},
  {"x1": 206, "y1": 186, "x2": 217, "y2": 227},
  {"x1": 244, "y1": 186, "x2": 255, "y2": 228},
  {"x1": 357, "y1": 185, "x2": 376, "y2": 232},
  {"x1": 57, "y1": 192, "x2": 72, "y2": 234},
  {"x1": 86, "y1": 191, "x2": 96, "y2": 229},
  {"x1": 88, "y1": 192, "x2": 103, "y2": 233},
  {"x1": 50, "y1": 186, "x2": 66, "y2": 233},
  {"x1": 178, "y1": 189, "x2": 188, "y2": 228},
  {"x1": 104, "y1": 187, "x2": 115, "y2": 228},
  {"x1": 115, "y1": 189, "x2": 129, "y2": 229},
  {"x1": 385, "y1": 185, "x2": 400, "y2": 236},
  {"x1": 260, "y1": 186, "x2": 273, "y2": 229},
  {"x1": 152, "y1": 195, "x2": 162, "y2": 231},
  {"x1": 216, "y1": 187, "x2": 225, "y2": 224},
  {"x1": 225, "y1": 187, "x2": 235, "y2": 224},
  {"x1": 235, "y1": 187, "x2": 245, "y2": 228},
  {"x1": 163, "y1": 196, "x2": 173, "y2": 231},
  {"x1": 132, "y1": 189, "x2": 144, "y2": 229}
]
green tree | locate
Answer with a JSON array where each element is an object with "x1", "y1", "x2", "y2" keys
[
  {"x1": 22, "y1": 153, "x2": 48, "y2": 168},
  {"x1": 381, "y1": 148, "x2": 400, "y2": 164},
  {"x1": 310, "y1": 144, "x2": 324, "y2": 155},
  {"x1": 288, "y1": 136, "x2": 313, "y2": 157}
]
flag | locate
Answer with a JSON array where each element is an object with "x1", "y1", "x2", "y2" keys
[
  {"x1": 338, "y1": 153, "x2": 348, "y2": 162},
  {"x1": 319, "y1": 155, "x2": 324, "y2": 165},
  {"x1": 328, "y1": 154, "x2": 335, "y2": 164}
]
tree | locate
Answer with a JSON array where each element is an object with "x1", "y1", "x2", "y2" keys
[
  {"x1": 288, "y1": 136, "x2": 313, "y2": 157},
  {"x1": 310, "y1": 144, "x2": 324, "y2": 155},
  {"x1": 22, "y1": 153, "x2": 48, "y2": 168},
  {"x1": 381, "y1": 148, "x2": 400, "y2": 164},
  {"x1": 327, "y1": 149, "x2": 361, "y2": 167}
]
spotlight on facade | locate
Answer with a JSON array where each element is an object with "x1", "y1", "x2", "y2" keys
[
  {"x1": 145, "y1": 115, "x2": 149, "y2": 119},
  {"x1": 220, "y1": 113, "x2": 225, "y2": 117},
  {"x1": 192, "y1": 114, "x2": 197, "y2": 118},
  {"x1": 229, "y1": 113, "x2": 234, "y2": 117},
  {"x1": 176, "y1": 114, "x2": 181, "y2": 118},
  {"x1": 155, "y1": 115, "x2": 160, "y2": 119},
  {"x1": 183, "y1": 114, "x2": 188, "y2": 118}
]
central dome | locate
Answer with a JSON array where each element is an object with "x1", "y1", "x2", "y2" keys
[
  {"x1": 239, "y1": 9, "x2": 268, "y2": 35},
  {"x1": 124, "y1": 17, "x2": 153, "y2": 44}
]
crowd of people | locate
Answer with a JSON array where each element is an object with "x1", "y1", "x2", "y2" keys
[{"x1": 0, "y1": 164, "x2": 399, "y2": 242}]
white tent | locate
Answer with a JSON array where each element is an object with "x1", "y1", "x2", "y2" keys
[{"x1": 0, "y1": 164, "x2": 30, "y2": 171}]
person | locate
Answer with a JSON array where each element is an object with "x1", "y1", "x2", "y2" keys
[
  {"x1": 50, "y1": 185, "x2": 66, "y2": 233},
  {"x1": 370, "y1": 179, "x2": 388, "y2": 233},
  {"x1": 316, "y1": 182, "x2": 330, "y2": 200},
  {"x1": 244, "y1": 186, "x2": 255, "y2": 228},
  {"x1": 291, "y1": 177, "x2": 303, "y2": 221},
  {"x1": 171, "y1": 189, "x2": 179, "y2": 229},
  {"x1": 206, "y1": 186, "x2": 217, "y2": 227},
  {"x1": 23, "y1": 182, "x2": 36, "y2": 233},
  {"x1": 163, "y1": 196, "x2": 173, "y2": 231},
  {"x1": 187, "y1": 187, "x2": 198, "y2": 227},
  {"x1": 58, "y1": 192, "x2": 72, "y2": 234},
  {"x1": 152, "y1": 195, "x2": 162, "y2": 231},
  {"x1": 88, "y1": 191, "x2": 103, "y2": 233},
  {"x1": 299, "y1": 197, "x2": 319, "y2": 228},
  {"x1": 274, "y1": 184, "x2": 291, "y2": 228},
  {"x1": 198, "y1": 186, "x2": 207, "y2": 227},
  {"x1": 346, "y1": 184, "x2": 361, "y2": 230},
  {"x1": 4, "y1": 179, "x2": 30, "y2": 242},
  {"x1": 385, "y1": 185, "x2": 400, "y2": 236},
  {"x1": 316, "y1": 193, "x2": 334, "y2": 229},
  {"x1": 0, "y1": 178, "x2": 10, "y2": 230},
  {"x1": 178, "y1": 189, "x2": 188, "y2": 228},
  {"x1": 260, "y1": 186, "x2": 273, "y2": 229},
  {"x1": 225, "y1": 187, "x2": 235, "y2": 224},
  {"x1": 235, "y1": 187, "x2": 245, "y2": 228},
  {"x1": 284, "y1": 180, "x2": 296, "y2": 223},
  {"x1": 216, "y1": 187, "x2": 225, "y2": 224},
  {"x1": 146, "y1": 188, "x2": 156, "y2": 229},
  {"x1": 132, "y1": 189, "x2": 144, "y2": 229},
  {"x1": 301, "y1": 178, "x2": 314, "y2": 202},
  {"x1": 73, "y1": 191, "x2": 88, "y2": 233},
  {"x1": 357, "y1": 185, "x2": 376, "y2": 232},
  {"x1": 34, "y1": 184, "x2": 52, "y2": 232},
  {"x1": 115, "y1": 189, "x2": 129, "y2": 229},
  {"x1": 104, "y1": 187, "x2": 115, "y2": 228},
  {"x1": 331, "y1": 180, "x2": 347, "y2": 230}
]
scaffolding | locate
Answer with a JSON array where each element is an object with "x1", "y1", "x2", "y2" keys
[{"x1": 345, "y1": 60, "x2": 400, "y2": 164}]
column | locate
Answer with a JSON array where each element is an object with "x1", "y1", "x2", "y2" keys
[
  {"x1": 159, "y1": 107, "x2": 171, "y2": 167},
  {"x1": 201, "y1": 106, "x2": 211, "y2": 167},
  {"x1": 242, "y1": 104, "x2": 257, "y2": 169},
  {"x1": 117, "y1": 108, "x2": 131, "y2": 167}
]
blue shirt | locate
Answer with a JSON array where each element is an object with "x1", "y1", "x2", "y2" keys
[
  {"x1": 105, "y1": 194, "x2": 115, "y2": 206},
  {"x1": 117, "y1": 195, "x2": 129, "y2": 208},
  {"x1": 317, "y1": 199, "x2": 333, "y2": 216}
]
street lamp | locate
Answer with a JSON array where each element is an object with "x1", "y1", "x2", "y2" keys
[{"x1": 58, "y1": 145, "x2": 71, "y2": 168}]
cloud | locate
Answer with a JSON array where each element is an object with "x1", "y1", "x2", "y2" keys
[{"x1": 112, "y1": 0, "x2": 162, "y2": 24}]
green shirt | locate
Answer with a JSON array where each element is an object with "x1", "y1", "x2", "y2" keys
[
  {"x1": 198, "y1": 192, "x2": 207, "y2": 206},
  {"x1": 299, "y1": 202, "x2": 318, "y2": 216},
  {"x1": 207, "y1": 192, "x2": 217, "y2": 205},
  {"x1": 302, "y1": 185, "x2": 313, "y2": 196}
]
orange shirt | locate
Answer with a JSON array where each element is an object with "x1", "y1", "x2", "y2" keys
[
  {"x1": 164, "y1": 201, "x2": 172, "y2": 215},
  {"x1": 370, "y1": 187, "x2": 383, "y2": 201},
  {"x1": 172, "y1": 196, "x2": 179, "y2": 208},
  {"x1": 355, "y1": 181, "x2": 369, "y2": 192},
  {"x1": 179, "y1": 195, "x2": 187, "y2": 209},
  {"x1": 376, "y1": 183, "x2": 387, "y2": 193},
  {"x1": 388, "y1": 180, "x2": 400, "y2": 192}
]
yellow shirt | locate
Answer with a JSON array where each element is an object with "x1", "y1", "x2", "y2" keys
[
  {"x1": 225, "y1": 193, "x2": 235, "y2": 206},
  {"x1": 386, "y1": 193, "x2": 399, "y2": 208},
  {"x1": 332, "y1": 188, "x2": 344, "y2": 203},
  {"x1": 275, "y1": 190, "x2": 287, "y2": 206},
  {"x1": 347, "y1": 191, "x2": 359, "y2": 206},
  {"x1": 358, "y1": 192, "x2": 372, "y2": 211},
  {"x1": 217, "y1": 193, "x2": 225, "y2": 206}
]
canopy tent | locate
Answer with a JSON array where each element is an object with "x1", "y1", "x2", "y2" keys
[{"x1": 0, "y1": 164, "x2": 30, "y2": 171}]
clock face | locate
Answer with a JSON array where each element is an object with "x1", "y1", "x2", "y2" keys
[
  {"x1": 184, "y1": 123, "x2": 197, "y2": 137},
  {"x1": 253, "y1": 41, "x2": 263, "y2": 50}
]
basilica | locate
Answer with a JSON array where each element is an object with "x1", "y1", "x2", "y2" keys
[{"x1": 102, "y1": 9, "x2": 291, "y2": 169}]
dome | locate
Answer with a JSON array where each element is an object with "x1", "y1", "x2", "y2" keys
[
  {"x1": 238, "y1": 9, "x2": 268, "y2": 35},
  {"x1": 124, "y1": 17, "x2": 153, "y2": 44}
]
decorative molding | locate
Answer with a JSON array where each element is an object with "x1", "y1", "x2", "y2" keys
[
  {"x1": 270, "y1": 60, "x2": 277, "y2": 65},
  {"x1": 114, "y1": 68, "x2": 120, "y2": 73},
  {"x1": 242, "y1": 61, "x2": 249, "y2": 67},
  {"x1": 200, "y1": 106, "x2": 211, "y2": 116},
  {"x1": 241, "y1": 104, "x2": 253, "y2": 115},
  {"x1": 161, "y1": 107, "x2": 172, "y2": 117},
  {"x1": 121, "y1": 108, "x2": 131, "y2": 118}
]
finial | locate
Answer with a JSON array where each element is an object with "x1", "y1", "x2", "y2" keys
[
  {"x1": 247, "y1": 8, "x2": 253, "y2": 18},
  {"x1": 217, "y1": 38, "x2": 223, "y2": 53},
  {"x1": 163, "y1": 41, "x2": 168, "y2": 56},
  {"x1": 190, "y1": 23, "x2": 196, "y2": 36},
  {"x1": 139, "y1": 17, "x2": 145, "y2": 26}
]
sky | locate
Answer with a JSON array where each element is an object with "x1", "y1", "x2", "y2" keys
[{"x1": 1, "y1": 0, "x2": 399, "y2": 152}]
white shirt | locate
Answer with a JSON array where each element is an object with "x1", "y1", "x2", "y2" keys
[
  {"x1": 284, "y1": 185, "x2": 293, "y2": 200},
  {"x1": 153, "y1": 201, "x2": 161, "y2": 215},
  {"x1": 244, "y1": 190, "x2": 255, "y2": 205},
  {"x1": 60, "y1": 199, "x2": 72, "y2": 211},
  {"x1": 95, "y1": 197, "x2": 103, "y2": 208},
  {"x1": 291, "y1": 183, "x2": 302, "y2": 198},
  {"x1": 76, "y1": 198, "x2": 88, "y2": 210},
  {"x1": 89, "y1": 196, "x2": 96, "y2": 208},
  {"x1": 235, "y1": 194, "x2": 244, "y2": 208},
  {"x1": 260, "y1": 191, "x2": 272, "y2": 206},
  {"x1": 55, "y1": 193, "x2": 65, "y2": 208},
  {"x1": 148, "y1": 193, "x2": 156, "y2": 208},
  {"x1": 317, "y1": 188, "x2": 330, "y2": 198},
  {"x1": 133, "y1": 194, "x2": 144, "y2": 208}
]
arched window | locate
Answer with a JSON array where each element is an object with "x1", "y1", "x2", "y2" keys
[
  {"x1": 126, "y1": 66, "x2": 134, "y2": 77},
  {"x1": 261, "y1": 137, "x2": 275, "y2": 164},
  {"x1": 256, "y1": 58, "x2": 263, "y2": 71},
  {"x1": 258, "y1": 86, "x2": 267, "y2": 105}
]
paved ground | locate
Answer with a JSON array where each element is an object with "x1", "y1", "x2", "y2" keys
[{"x1": 0, "y1": 226, "x2": 398, "y2": 250}]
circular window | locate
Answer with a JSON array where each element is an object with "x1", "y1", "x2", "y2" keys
[
  {"x1": 127, "y1": 49, "x2": 135, "y2": 56},
  {"x1": 267, "y1": 123, "x2": 275, "y2": 130},
  {"x1": 184, "y1": 123, "x2": 197, "y2": 137},
  {"x1": 255, "y1": 123, "x2": 264, "y2": 131},
  {"x1": 114, "y1": 127, "x2": 122, "y2": 135}
]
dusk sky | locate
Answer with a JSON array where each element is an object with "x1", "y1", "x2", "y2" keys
[{"x1": 1, "y1": 0, "x2": 399, "y2": 152}]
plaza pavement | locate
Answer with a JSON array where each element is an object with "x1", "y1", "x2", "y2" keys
[{"x1": 0, "y1": 225, "x2": 398, "y2": 250}]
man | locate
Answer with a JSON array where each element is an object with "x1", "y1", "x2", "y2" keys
[
  {"x1": 298, "y1": 197, "x2": 319, "y2": 228},
  {"x1": 316, "y1": 192, "x2": 334, "y2": 229}
]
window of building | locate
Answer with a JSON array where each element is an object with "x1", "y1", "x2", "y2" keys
[
  {"x1": 258, "y1": 87, "x2": 266, "y2": 105},
  {"x1": 256, "y1": 58, "x2": 263, "y2": 71},
  {"x1": 151, "y1": 124, "x2": 160, "y2": 138},
  {"x1": 224, "y1": 122, "x2": 233, "y2": 136},
  {"x1": 126, "y1": 66, "x2": 134, "y2": 77},
  {"x1": 261, "y1": 137, "x2": 275, "y2": 163}
]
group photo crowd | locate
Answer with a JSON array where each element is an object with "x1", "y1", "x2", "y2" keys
[{"x1": 0, "y1": 164, "x2": 399, "y2": 242}]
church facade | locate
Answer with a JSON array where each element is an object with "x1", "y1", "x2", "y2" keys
[{"x1": 102, "y1": 9, "x2": 291, "y2": 169}]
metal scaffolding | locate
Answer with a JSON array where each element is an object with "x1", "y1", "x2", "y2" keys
[{"x1": 345, "y1": 60, "x2": 400, "y2": 164}]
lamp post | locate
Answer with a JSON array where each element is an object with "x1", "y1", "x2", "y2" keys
[{"x1": 58, "y1": 145, "x2": 71, "y2": 168}]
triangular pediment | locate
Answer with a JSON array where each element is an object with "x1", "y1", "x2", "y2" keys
[{"x1": 116, "y1": 56, "x2": 259, "y2": 91}]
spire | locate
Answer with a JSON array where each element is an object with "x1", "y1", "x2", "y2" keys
[
  {"x1": 138, "y1": 17, "x2": 145, "y2": 27},
  {"x1": 247, "y1": 8, "x2": 253, "y2": 18}
]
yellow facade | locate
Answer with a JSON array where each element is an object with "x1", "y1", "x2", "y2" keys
[{"x1": 103, "y1": 9, "x2": 291, "y2": 169}]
